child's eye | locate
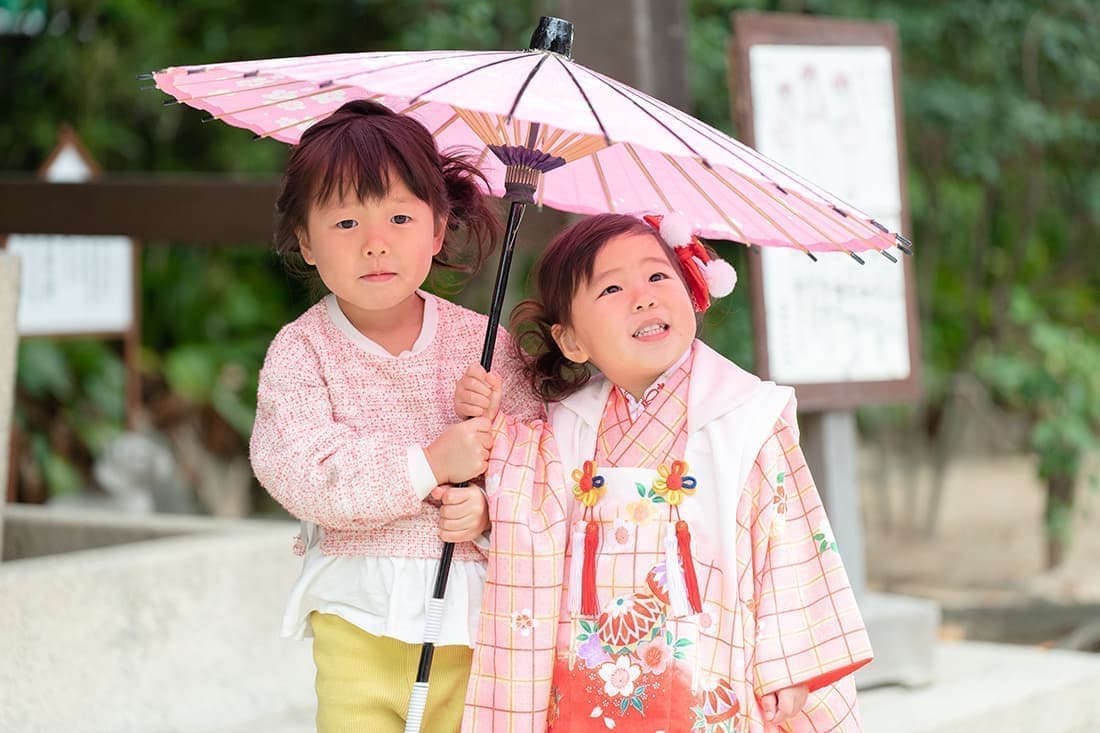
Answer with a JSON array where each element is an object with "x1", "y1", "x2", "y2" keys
[
  {"x1": 391, "y1": 214, "x2": 411, "y2": 224},
  {"x1": 598, "y1": 284, "x2": 621, "y2": 297},
  {"x1": 336, "y1": 219, "x2": 358, "y2": 230},
  {"x1": 649, "y1": 272, "x2": 670, "y2": 282}
]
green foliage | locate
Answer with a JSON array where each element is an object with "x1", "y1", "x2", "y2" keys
[
  {"x1": 976, "y1": 291, "x2": 1100, "y2": 483},
  {"x1": 6, "y1": 0, "x2": 1100, "y2": 526},
  {"x1": 975, "y1": 290, "x2": 1100, "y2": 553},
  {"x1": 15, "y1": 339, "x2": 126, "y2": 499}
]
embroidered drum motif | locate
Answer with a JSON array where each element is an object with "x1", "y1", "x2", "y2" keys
[{"x1": 597, "y1": 593, "x2": 665, "y2": 649}]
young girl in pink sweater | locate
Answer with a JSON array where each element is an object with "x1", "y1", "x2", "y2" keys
[{"x1": 249, "y1": 100, "x2": 541, "y2": 733}]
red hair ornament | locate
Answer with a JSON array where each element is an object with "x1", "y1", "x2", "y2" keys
[{"x1": 643, "y1": 213, "x2": 737, "y2": 312}]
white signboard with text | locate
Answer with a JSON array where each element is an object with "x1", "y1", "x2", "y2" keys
[
  {"x1": 749, "y1": 44, "x2": 910, "y2": 385},
  {"x1": 6, "y1": 139, "x2": 135, "y2": 336}
]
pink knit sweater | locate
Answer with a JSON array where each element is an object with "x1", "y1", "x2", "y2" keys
[{"x1": 250, "y1": 294, "x2": 543, "y2": 562}]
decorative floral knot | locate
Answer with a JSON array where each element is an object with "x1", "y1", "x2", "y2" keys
[
  {"x1": 652, "y1": 460, "x2": 697, "y2": 506},
  {"x1": 571, "y1": 460, "x2": 605, "y2": 507}
]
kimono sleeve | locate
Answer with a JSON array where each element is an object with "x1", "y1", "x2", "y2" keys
[
  {"x1": 491, "y1": 328, "x2": 545, "y2": 423},
  {"x1": 249, "y1": 329, "x2": 424, "y2": 531},
  {"x1": 749, "y1": 416, "x2": 873, "y2": 696},
  {"x1": 463, "y1": 413, "x2": 570, "y2": 732}
]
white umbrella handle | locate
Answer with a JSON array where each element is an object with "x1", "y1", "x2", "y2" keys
[
  {"x1": 403, "y1": 683, "x2": 430, "y2": 733},
  {"x1": 404, "y1": 597, "x2": 445, "y2": 732}
]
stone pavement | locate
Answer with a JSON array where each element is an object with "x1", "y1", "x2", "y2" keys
[
  {"x1": 224, "y1": 640, "x2": 1100, "y2": 733},
  {"x1": 860, "y1": 640, "x2": 1100, "y2": 733}
]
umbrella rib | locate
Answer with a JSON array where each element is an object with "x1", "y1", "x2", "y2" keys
[
  {"x1": 553, "y1": 56, "x2": 612, "y2": 146},
  {"x1": 164, "y1": 77, "x2": 306, "y2": 103},
  {"x1": 781, "y1": 187, "x2": 898, "y2": 252},
  {"x1": 699, "y1": 163, "x2": 859, "y2": 257},
  {"x1": 408, "y1": 54, "x2": 541, "y2": 104},
  {"x1": 586, "y1": 71, "x2": 899, "y2": 242},
  {"x1": 590, "y1": 154, "x2": 615, "y2": 213},
  {"x1": 504, "y1": 54, "x2": 549, "y2": 121},
  {"x1": 427, "y1": 110, "x2": 461, "y2": 137},
  {"x1": 160, "y1": 50, "x2": 511, "y2": 89},
  {"x1": 624, "y1": 145, "x2": 673, "y2": 211},
  {"x1": 198, "y1": 85, "x2": 358, "y2": 122},
  {"x1": 665, "y1": 154, "x2": 797, "y2": 252},
  {"x1": 571, "y1": 65, "x2": 712, "y2": 162},
  {"x1": 454, "y1": 109, "x2": 497, "y2": 145},
  {"x1": 661, "y1": 155, "x2": 752, "y2": 245},
  {"x1": 259, "y1": 109, "x2": 340, "y2": 140}
]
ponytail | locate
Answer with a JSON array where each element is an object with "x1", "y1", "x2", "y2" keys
[
  {"x1": 434, "y1": 150, "x2": 500, "y2": 277},
  {"x1": 510, "y1": 299, "x2": 592, "y2": 402}
]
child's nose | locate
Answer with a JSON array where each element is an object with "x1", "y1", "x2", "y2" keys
[
  {"x1": 361, "y1": 235, "x2": 388, "y2": 257},
  {"x1": 632, "y1": 288, "x2": 657, "y2": 311}
]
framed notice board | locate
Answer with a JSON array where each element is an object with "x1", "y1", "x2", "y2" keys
[
  {"x1": 729, "y1": 12, "x2": 921, "y2": 410},
  {"x1": 1, "y1": 126, "x2": 141, "y2": 426}
]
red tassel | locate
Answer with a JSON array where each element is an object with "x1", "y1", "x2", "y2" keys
[
  {"x1": 675, "y1": 520, "x2": 703, "y2": 614},
  {"x1": 581, "y1": 520, "x2": 601, "y2": 617}
]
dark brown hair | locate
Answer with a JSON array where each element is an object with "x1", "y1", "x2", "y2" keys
[
  {"x1": 511, "y1": 213, "x2": 692, "y2": 402},
  {"x1": 274, "y1": 99, "x2": 499, "y2": 282}
]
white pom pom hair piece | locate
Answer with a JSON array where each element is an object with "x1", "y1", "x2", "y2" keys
[
  {"x1": 656, "y1": 212, "x2": 694, "y2": 249},
  {"x1": 702, "y1": 256, "x2": 737, "y2": 296}
]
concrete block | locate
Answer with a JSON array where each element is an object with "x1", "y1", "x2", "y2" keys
[
  {"x1": 861, "y1": 640, "x2": 1100, "y2": 732},
  {"x1": 857, "y1": 592, "x2": 941, "y2": 689},
  {"x1": 0, "y1": 520, "x2": 315, "y2": 733},
  {"x1": 2, "y1": 503, "x2": 257, "y2": 561}
]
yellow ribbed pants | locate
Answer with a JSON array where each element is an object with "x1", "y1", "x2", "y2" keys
[{"x1": 310, "y1": 612, "x2": 473, "y2": 733}]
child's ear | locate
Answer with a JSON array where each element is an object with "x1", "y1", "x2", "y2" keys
[
  {"x1": 551, "y1": 323, "x2": 588, "y2": 364},
  {"x1": 297, "y1": 228, "x2": 316, "y2": 265},
  {"x1": 432, "y1": 216, "x2": 447, "y2": 256}
]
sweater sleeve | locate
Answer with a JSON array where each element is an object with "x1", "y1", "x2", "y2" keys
[
  {"x1": 249, "y1": 328, "x2": 425, "y2": 531},
  {"x1": 490, "y1": 327, "x2": 546, "y2": 423}
]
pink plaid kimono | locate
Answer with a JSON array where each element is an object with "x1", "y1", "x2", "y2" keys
[{"x1": 463, "y1": 341, "x2": 872, "y2": 732}]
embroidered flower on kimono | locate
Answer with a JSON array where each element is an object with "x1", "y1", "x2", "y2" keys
[
  {"x1": 572, "y1": 460, "x2": 606, "y2": 507},
  {"x1": 773, "y1": 473, "x2": 789, "y2": 516},
  {"x1": 814, "y1": 520, "x2": 838, "y2": 553},
  {"x1": 635, "y1": 636, "x2": 673, "y2": 675},
  {"x1": 607, "y1": 518, "x2": 635, "y2": 550},
  {"x1": 510, "y1": 608, "x2": 538, "y2": 637},
  {"x1": 598, "y1": 656, "x2": 641, "y2": 697},
  {"x1": 651, "y1": 460, "x2": 697, "y2": 506},
  {"x1": 577, "y1": 632, "x2": 612, "y2": 668},
  {"x1": 624, "y1": 498, "x2": 657, "y2": 526},
  {"x1": 700, "y1": 675, "x2": 741, "y2": 723},
  {"x1": 697, "y1": 601, "x2": 722, "y2": 632}
]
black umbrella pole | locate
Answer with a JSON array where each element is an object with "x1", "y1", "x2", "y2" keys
[{"x1": 404, "y1": 200, "x2": 527, "y2": 733}]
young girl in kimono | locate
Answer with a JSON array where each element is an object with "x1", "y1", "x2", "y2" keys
[
  {"x1": 249, "y1": 100, "x2": 542, "y2": 732},
  {"x1": 456, "y1": 213, "x2": 873, "y2": 732}
]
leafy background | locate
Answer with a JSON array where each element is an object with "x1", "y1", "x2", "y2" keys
[{"x1": 2, "y1": 0, "x2": 1097, "y2": 564}]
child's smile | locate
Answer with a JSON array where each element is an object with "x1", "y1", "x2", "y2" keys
[{"x1": 632, "y1": 320, "x2": 669, "y2": 340}]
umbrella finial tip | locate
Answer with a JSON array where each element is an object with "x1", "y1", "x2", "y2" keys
[{"x1": 530, "y1": 16, "x2": 574, "y2": 58}]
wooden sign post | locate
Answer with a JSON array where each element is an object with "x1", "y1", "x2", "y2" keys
[{"x1": 1, "y1": 127, "x2": 141, "y2": 429}]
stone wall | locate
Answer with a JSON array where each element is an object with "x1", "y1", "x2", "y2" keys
[{"x1": 0, "y1": 509, "x2": 314, "y2": 732}]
